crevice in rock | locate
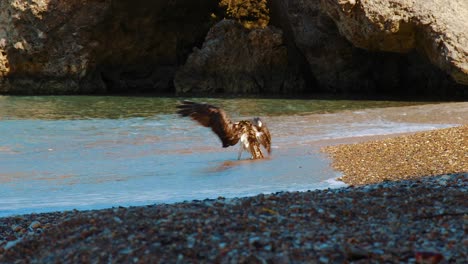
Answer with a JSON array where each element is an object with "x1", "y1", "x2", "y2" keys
[{"x1": 268, "y1": 0, "x2": 317, "y2": 94}]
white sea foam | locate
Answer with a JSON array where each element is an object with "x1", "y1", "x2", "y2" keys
[
  {"x1": 323, "y1": 121, "x2": 455, "y2": 139},
  {"x1": 323, "y1": 177, "x2": 348, "y2": 189}
]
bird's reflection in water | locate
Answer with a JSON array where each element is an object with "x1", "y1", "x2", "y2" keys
[{"x1": 203, "y1": 157, "x2": 271, "y2": 174}]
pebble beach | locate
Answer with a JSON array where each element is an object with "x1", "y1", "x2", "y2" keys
[
  {"x1": 1, "y1": 125, "x2": 467, "y2": 263},
  {"x1": 323, "y1": 125, "x2": 468, "y2": 185}
]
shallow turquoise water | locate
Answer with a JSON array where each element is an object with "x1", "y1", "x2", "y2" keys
[
  {"x1": 0, "y1": 96, "x2": 454, "y2": 217},
  {"x1": 0, "y1": 96, "x2": 429, "y2": 120}
]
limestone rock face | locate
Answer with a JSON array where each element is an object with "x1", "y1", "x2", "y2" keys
[
  {"x1": 270, "y1": 0, "x2": 466, "y2": 94},
  {"x1": 174, "y1": 20, "x2": 305, "y2": 94},
  {"x1": 321, "y1": 0, "x2": 468, "y2": 85},
  {"x1": 0, "y1": 0, "x2": 466, "y2": 95},
  {"x1": 271, "y1": 0, "x2": 366, "y2": 93},
  {"x1": 0, "y1": 0, "x2": 218, "y2": 94}
]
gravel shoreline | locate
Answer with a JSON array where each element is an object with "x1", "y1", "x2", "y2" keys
[
  {"x1": 323, "y1": 125, "x2": 468, "y2": 185},
  {"x1": 1, "y1": 126, "x2": 467, "y2": 263}
]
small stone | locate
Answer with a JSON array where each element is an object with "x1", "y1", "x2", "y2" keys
[
  {"x1": 319, "y1": 256, "x2": 329, "y2": 263},
  {"x1": 4, "y1": 238, "x2": 22, "y2": 250},
  {"x1": 249, "y1": 236, "x2": 263, "y2": 248},
  {"x1": 11, "y1": 225, "x2": 22, "y2": 232},
  {"x1": 119, "y1": 248, "x2": 133, "y2": 255},
  {"x1": 177, "y1": 254, "x2": 184, "y2": 261},
  {"x1": 13, "y1": 42, "x2": 24, "y2": 50},
  {"x1": 28, "y1": 221, "x2": 41, "y2": 230},
  {"x1": 415, "y1": 251, "x2": 444, "y2": 264}
]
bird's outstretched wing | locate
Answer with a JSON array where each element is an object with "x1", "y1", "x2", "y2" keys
[
  {"x1": 176, "y1": 101, "x2": 241, "y2": 148},
  {"x1": 252, "y1": 117, "x2": 271, "y2": 154}
]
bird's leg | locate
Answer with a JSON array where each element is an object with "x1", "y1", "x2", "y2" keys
[{"x1": 237, "y1": 145, "x2": 244, "y2": 160}]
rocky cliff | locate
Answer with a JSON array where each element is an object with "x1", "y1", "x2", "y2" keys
[
  {"x1": 0, "y1": 0, "x2": 466, "y2": 96},
  {"x1": 321, "y1": 0, "x2": 468, "y2": 86},
  {"x1": 0, "y1": 0, "x2": 219, "y2": 94},
  {"x1": 268, "y1": 0, "x2": 467, "y2": 95},
  {"x1": 174, "y1": 20, "x2": 305, "y2": 94}
]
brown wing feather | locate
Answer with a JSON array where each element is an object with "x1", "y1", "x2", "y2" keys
[
  {"x1": 176, "y1": 101, "x2": 241, "y2": 147},
  {"x1": 253, "y1": 117, "x2": 271, "y2": 154}
]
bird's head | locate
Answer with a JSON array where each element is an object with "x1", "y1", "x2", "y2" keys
[{"x1": 252, "y1": 117, "x2": 262, "y2": 127}]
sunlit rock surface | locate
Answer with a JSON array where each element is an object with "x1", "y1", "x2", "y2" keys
[
  {"x1": 270, "y1": 0, "x2": 466, "y2": 95},
  {"x1": 0, "y1": 0, "x2": 218, "y2": 94},
  {"x1": 174, "y1": 20, "x2": 305, "y2": 94},
  {"x1": 0, "y1": 0, "x2": 466, "y2": 95},
  {"x1": 321, "y1": 0, "x2": 468, "y2": 85}
]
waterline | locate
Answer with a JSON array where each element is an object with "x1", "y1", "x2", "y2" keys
[{"x1": 1, "y1": 98, "x2": 466, "y2": 217}]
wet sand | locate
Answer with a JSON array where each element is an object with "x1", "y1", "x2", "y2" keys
[{"x1": 1, "y1": 125, "x2": 467, "y2": 263}]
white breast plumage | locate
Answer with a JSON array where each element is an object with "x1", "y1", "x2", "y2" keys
[{"x1": 240, "y1": 133, "x2": 249, "y2": 148}]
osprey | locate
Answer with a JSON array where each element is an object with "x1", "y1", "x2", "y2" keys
[{"x1": 176, "y1": 101, "x2": 271, "y2": 160}]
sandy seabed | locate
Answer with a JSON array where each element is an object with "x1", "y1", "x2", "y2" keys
[{"x1": 1, "y1": 125, "x2": 467, "y2": 263}]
